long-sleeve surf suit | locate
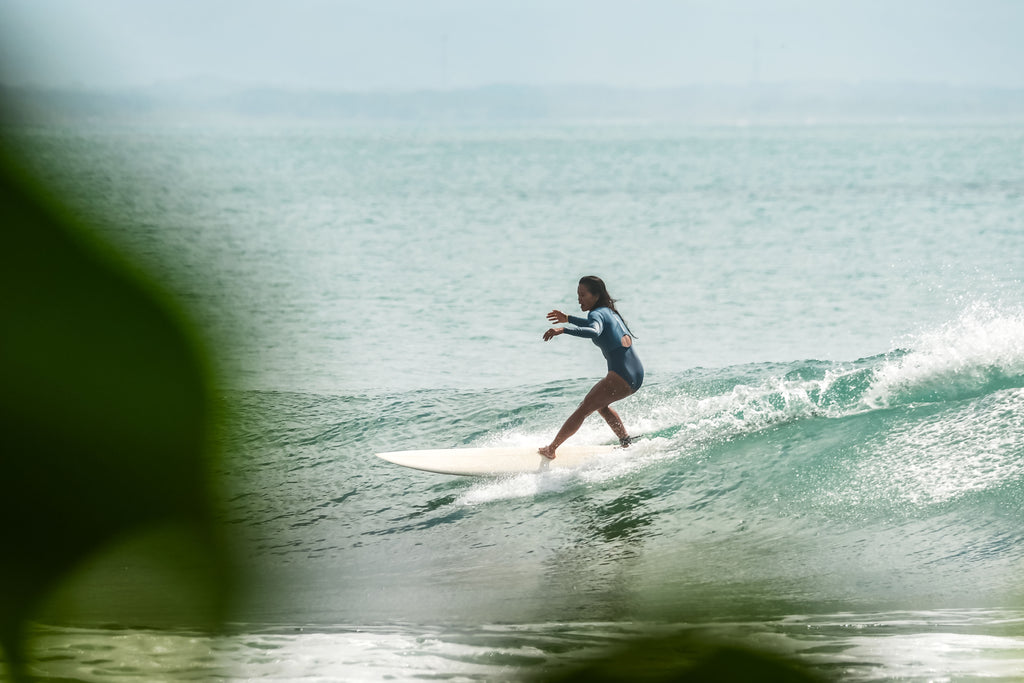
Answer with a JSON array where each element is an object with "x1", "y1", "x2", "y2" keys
[{"x1": 564, "y1": 307, "x2": 644, "y2": 392}]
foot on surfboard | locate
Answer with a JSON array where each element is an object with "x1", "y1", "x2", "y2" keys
[{"x1": 538, "y1": 445, "x2": 556, "y2": 460}]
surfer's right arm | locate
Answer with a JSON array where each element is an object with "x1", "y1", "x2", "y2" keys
[{"x1": 546, "y1": 310, "x2": 568, "y2": 324}]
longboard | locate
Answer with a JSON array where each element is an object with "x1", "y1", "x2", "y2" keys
[{"x1": 375, "y1": 444, "x2": 619, "y2": 476}]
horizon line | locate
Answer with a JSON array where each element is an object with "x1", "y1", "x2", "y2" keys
[{"x1": 4, "y1": 79, "x2": 1024, "y2": 95}]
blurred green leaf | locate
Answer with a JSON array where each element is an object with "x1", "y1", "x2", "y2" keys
[{"x1": 0, "y1": 149, "x2": 231, "y2": 680}]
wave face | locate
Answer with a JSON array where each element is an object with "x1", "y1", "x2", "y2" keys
[{"x1": 220, "y1": 305, "x2": 1024, "y2": 627}]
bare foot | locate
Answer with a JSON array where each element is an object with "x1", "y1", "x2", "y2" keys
[{"x1": 538, "y1": 445, "x2": 556, "y2": 460}]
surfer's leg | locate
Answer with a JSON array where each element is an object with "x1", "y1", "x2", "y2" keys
[
  {"x1": 597, "y1": 405, "x2": 631, "y2": 446},
  {"x1": 540, "y1": 372, "x2": 632, "y2": 459}
]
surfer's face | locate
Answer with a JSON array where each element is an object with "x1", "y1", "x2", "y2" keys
[{"x1": 577, "y1": 284, "x2": 599, "y2": 311}]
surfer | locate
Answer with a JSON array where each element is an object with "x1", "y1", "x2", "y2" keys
[{"x1": 539, "y1": 275, "x2": 643, "y2": 459}]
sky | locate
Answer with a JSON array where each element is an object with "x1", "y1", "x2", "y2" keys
[{"x1": 2, "y1": 0, "x2": 1023, "y2": 91}]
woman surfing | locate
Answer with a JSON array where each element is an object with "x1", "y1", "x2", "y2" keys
[{"x1": 539, "y1": 276, "x2": 644, "y2": 459}]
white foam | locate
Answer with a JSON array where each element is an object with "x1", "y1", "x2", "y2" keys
[
  {"x1": 862, "y1": 302, "x2": 1024, "y2": 408},
  {"x1": 456, "y1": 469, "x2": 573, "y2": 505}
]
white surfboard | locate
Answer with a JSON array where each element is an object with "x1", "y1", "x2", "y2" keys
[{"x1": 376, "y1": 444, "x2": 620, "y2": 476}]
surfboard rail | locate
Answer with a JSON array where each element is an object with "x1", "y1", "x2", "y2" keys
[{"x1": 376, "y1": 444, "x2": 620, "y2": 476}]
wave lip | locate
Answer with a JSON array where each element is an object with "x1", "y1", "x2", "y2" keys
[
  {"x1": 636, "y1": 303, "x2": 1024, "y2": 461},
  {"x1": 862, "y1": 303, "x2": 1024, "y2": 409}
]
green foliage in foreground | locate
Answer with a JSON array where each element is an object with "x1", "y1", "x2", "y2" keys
[{"x1": 0, "y1": 149, "x2": 232, "y2": 681}]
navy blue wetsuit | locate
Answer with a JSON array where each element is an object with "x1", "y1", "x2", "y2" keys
[{"x1": 563, "y1": 307, "x2": 644, "y2": 392}]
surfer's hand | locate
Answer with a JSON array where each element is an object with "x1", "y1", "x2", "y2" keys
[
  {"x1": 547, "y1": 310, "x2": 568, "y2": 324},
  {"x1": 542, "y1": 327, "x2": 564, "y2": 341}
]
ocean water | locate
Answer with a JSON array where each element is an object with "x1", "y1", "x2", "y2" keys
[{"x1": 5, "y1": 121, "x2": 1024, "y2": 681}]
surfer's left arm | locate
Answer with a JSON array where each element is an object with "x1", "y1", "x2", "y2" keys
[{"x1": 542, "y1": 326, "x2": 565, "y2": 341}]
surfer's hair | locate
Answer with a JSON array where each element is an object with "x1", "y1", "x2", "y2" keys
[
  {"x1": 579, "y1": 276, "x2": 617, "y2": 313},
  {"x1": 579, "y1": 275, "x2": 636, "y2": 338}
]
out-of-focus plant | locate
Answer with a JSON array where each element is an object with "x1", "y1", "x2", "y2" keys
[{"x1": 0, "y1": 145, "x2": 233, "y2": 681}]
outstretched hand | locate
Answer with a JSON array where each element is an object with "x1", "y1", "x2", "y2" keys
[
  {"x1": 546, "y1": 310, "x2": 568, "y2": 324},
  {"x1": 543, "y1": 310, "x2": 568, "y2": 341},
  {"x1": 542, "y1": 327, "x2": 563, "y2": 342}
]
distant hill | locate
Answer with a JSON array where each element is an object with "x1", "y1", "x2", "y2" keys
[{"x1": 3, "y1": 82, "x2": 1024, "y2": 124}]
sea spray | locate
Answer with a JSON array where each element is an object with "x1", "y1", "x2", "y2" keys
[{"x1": 862, "y1": 302, "x2": 1024, "y2": 408}]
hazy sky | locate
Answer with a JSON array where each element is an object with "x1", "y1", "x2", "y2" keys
[{"x1": 2, "y1": 0, "x2": 1023, "y2": 90}]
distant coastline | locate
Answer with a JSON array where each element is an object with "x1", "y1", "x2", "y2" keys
[{"x1": 3, "y1": 82, "x2": 1024, "y2": 125}]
